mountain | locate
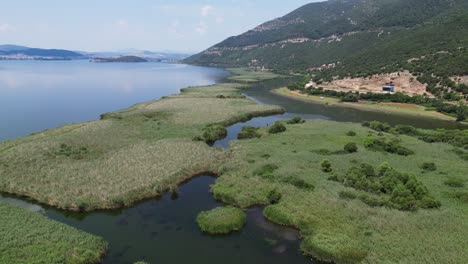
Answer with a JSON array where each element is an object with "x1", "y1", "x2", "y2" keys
[
  {"x1": 83, "y1": 49, "x2": 191, "y2": 62},
  {"x1": 0, "y1": 45, "x2": 85, "y2": 60},
  {"x1": 92, "y1": 55, "x2": 148, "y2": 63},
  {"x1": 0, "y1": 44, "x2": 29, "y2": 51},
  {"x1": 184, "y1": 0, "x2": 468, "y2": 78}
]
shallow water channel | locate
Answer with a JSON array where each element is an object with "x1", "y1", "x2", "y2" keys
[{"x1": 1, "y1": 74, "x2": 466, "y2": 264}]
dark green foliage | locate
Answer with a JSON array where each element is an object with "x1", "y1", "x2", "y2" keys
[
  {"x1": 338, "y1": 190, "x2": 357, "y2": 200},
  {"x1": 444, "y1": 177, "x2": 465, "y2": 188},
  {"x1": 364, "y1": 136, "x2": 414, "y2": 156},
  {"x1": 53, "y1": 143, "x2": 89, "y2": 160},
  {"x1": 344, "y1": 143, "x2": 358, "y2": 153},
  {"x1": 281, "y1": 176, "x2": 314, "y2": 190},
  {"x1": 334, "y1": 163, "x2": 440, "y2": 211},
  {"x1": 201, "y1": 124, "x2": 228, "y2": 143},
  {"x1": 321, "y1": 159, "x2": 332, "y2": 173},
  {"x1": 364, "y1": 121, "x2": 468, "y2": 150},
  {"x1": 267, "y1": 189, "x2": 282, "y2": 204},
  {"x1": 449, "y1": 191, "x2": 468, "y2": 203},
  {"x1": 346, "y1": 131, "x2": 357, "y2": 136},
  {"x1": 287, "y1": 116, "x2": 306, "y2": 124},
  {"x1": 255, "y1": 164, "x2": 279, "y2": 179},
  {"x1": 358, "y1": 194, "x2": 384, "y2": 207},
  {"x1": 238, "y1": 126, "x2": 261, "y2": 139},
  {"x1": 456, "y1": 101, "x2": 467, "y2": 122},
  {"x1": 268, "y1": 121, "x2": 287, "y2": 134},
  {"x1": 421, "y1": 162, "x2": 437, "y2": 172}
]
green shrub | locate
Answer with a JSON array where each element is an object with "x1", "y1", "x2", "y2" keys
[
  {"x1": 255, "y1": 164, "x2": 279, "y2": 179},
  {"x1": 201, "y1": 124, "x2": 227, "y2": 143},
  {"x1": 418, "y1": 196, "x2": 442, "y2": 209},
  {"x1": 344, "y1": 142, "x2": 358, "y2": 153},
  {"x1": 338, "y1": 190, "x2": 358, "y2": 200},
  {"x1": 364, "y1": 136, "x2": 414, "y2": 156},
  {"x1": 268, "y1": 121, "x2": 287, "y2": 134},
  {"x1": 420, "y1": 162, "x2": 437, "y2": 171},
  {"x1": 282, "y1": 176, "x2": 314, "y2": 190},
  {"x1": 444, "y1": 177, "x2": 465, "y2": 188},
  {"x1": 267, "y1": 189, "x2": 282, "y2": 204},
  {"x1": 321, "y1": 160, "x2": 332, "y2": 173},
  {"x1": 287, "y1": 116, "x2": 305, "y2": 124},
  {"x1": 449, "y1": 191, "x2": 468, "y2": 203},
  {"x1": 196, "y1": 207, "x2": 246, "y2": 235},
  {"x1": 52, "y1": 143, "x2": 90, "y2": 160},
  {"x1": 358, "y1": 194, "x2": 384, "y2": 207},
  {"x1": 335, "y1": 163, "x2": 440, "y2": 211},
  {"x1": 346, "y1": 131, "x2": 357, "y2": 136},
  {"x1": 238, "y1": 126, "x2": 261, "y2": 139}
]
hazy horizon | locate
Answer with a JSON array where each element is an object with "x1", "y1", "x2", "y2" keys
[{"x1": 0, "y1": 0, "x2": 322, "y2": 53}]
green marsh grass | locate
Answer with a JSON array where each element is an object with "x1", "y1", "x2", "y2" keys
[
  {"x1": 213, "y1": 120, "x2": 468, "y2": 263},
  {"x1": 0, "y1": 202, "x2": 107, "y2": 264},
  {"x1": 196, "y1": 206, "x2": 246, "y2": 234},
  {"x1": 0, "y1": 77, "x2": 283, "y2": 211}
]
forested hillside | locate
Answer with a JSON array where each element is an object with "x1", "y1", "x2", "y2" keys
[{"x1": 185, "y1": 0, "x2": 468, "y2": 118}]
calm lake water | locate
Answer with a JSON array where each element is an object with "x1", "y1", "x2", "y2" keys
[
  {"x1": 0, "y1": 60, "x2": 228, "y2": 141},
  {"x1": 0, "y1": 60, "x2": 464, "y2": 264}
]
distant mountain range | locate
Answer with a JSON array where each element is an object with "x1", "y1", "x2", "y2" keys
[{"x1": 0, "y1": 44, "x2": 191, "y2": 61}]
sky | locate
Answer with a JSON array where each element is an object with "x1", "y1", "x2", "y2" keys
[{"x1": 0, "y1": 0, "x2": 322, "y2": 53}]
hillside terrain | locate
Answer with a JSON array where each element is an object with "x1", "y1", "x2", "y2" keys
[
  {"x1": 0, "y1": 45, "x2": 84, "y2": 60},
  {"x1": 185, "y1": 0, "x2": 468, "y2": 106}
]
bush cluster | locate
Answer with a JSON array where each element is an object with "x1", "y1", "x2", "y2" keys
[
  {"x1": 238, "y1": 126, "x2": 261, "y2": 140},
  {"x1": 344, "y1": 142, "x2": 358, "y2": 153},
  {"x1": 321, "y1": 159, "x2": 332, "y2": 173},
  {"x1": 420, "y1": 162, "x2": 437, "y2": 171},
  {"x1": 363, "y1": 121, "x2": 468, "y2": 150},
  {"x1": 53, "y1": 143, "x2": 89, "y2": 160},
  {"x1": 268, "y1": 121, "x2": 287, "y2": 134},
  {"x1": 329, "y1": 163, "x2": 441, "y2": 211},
  {"x1": 254, "y1": 164, "x2": 314, "y2": 190},
  {"x1": 286, "y1": 116, "x2": 306, "y2": 124},
  {"x1": 444, "y1": 177, "x2": 465, "y2": 188},
  {"x1": 194, "y1": 124, "x2": 227, "y2": 143},
  {"x1": 364, "y1": 136, "x2": 414, "y2": 156}
]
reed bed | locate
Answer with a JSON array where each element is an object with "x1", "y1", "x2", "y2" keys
[{"x1": 0, "y1": 201, "x2": 107, "y2": 264}]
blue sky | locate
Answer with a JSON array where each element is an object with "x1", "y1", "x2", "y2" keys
[{"x1": 0, "y1": 0, "x2": 322, "y2": 52}]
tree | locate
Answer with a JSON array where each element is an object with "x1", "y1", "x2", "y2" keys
[
  {"x1": 268, "y1": 121, "x2": 287, "y2": 134},
  {"x1": 456, "y1": 101, "x2": 466, "y2": 122},
  {"x1": 321, "y1": 160, "x2": 332, "y2": 173},
  {"x1": 344, "y1": 143, "x2": 358, "y2": 153}
]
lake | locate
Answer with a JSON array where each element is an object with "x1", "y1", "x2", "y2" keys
[
  {"x1": 0, "y1": 60, "x2": 463, "y2": 264},
  {"x1": 0, "y1": 60, "x2": 228, "y2": 141}
]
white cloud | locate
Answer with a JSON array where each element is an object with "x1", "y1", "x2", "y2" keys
[
  {"x1": 116, "y1": 19, "x2": 129, "y2": 31},
  {"x1": 216, "y1": 16, "x2": 225, "y2": 24},
  {"x1": 201, "y1": 5, "x2": 214, "y2": 17},
  {"x1": 195, "y1": 22, "x2": 208, "y2": 34},
  {"x1": 0, "y1": 23, "x2": 14, "y2": 33}
]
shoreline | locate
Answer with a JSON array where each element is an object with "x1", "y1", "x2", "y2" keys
[{"x1": 273, "y1": 87, "x2": 460, "y2": 122}]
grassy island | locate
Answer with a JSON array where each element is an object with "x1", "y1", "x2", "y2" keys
[
  {"x1": 212, "y1": 119, "x2": 468, "y2": 263},
  {"x1": 0, "y1": 201, "x2": 107, "y2": 264},
  {"x1": 0, "y1": 69, "x2": 283, "y2": 211},
  {"x1": 196, "y1": 206, "x2": 246, "y2": 234},
  {"x1": 274, "y1": 87, "x2": 458, "y2": 121}
]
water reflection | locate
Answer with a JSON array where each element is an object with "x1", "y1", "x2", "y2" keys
[{"x1": 0, "y1": 60, "x2": 228, "y2": 141}]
